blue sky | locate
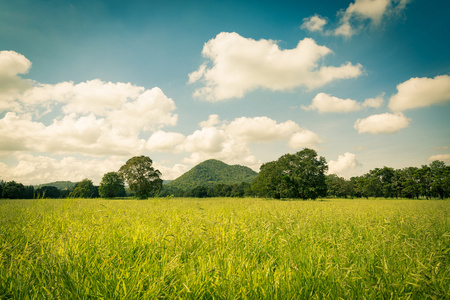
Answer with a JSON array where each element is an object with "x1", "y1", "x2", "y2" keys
[{"x1": 0, "y1": 0, "x2": 449, "y2": 184}]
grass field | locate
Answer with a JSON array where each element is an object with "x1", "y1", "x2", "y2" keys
[{"x1": 0, "y1": 198, "x2": 449, "y2": 299}]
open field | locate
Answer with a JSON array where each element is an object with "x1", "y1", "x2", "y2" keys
[{"x1": 1, "y1": 198, "x2": 449, "y2": 299}]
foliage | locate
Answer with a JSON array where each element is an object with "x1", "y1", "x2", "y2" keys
[
  {"x1": 252, "y1": 148, "x2": 328, "y2": 199},
  {"x1": 35, "y1": 186, "x2": 61, "y2": 198},
  {"x1": 1, "y1": 181, "x2": 25, "y2": 199},
  {"x1": 119, "y1": 156, "x2": 163, "y2": 199},
  {"x1": 99, "y1": 172, "x2": 126, "y2": 198},
  {"x1": 0, "y1": 198, "x2": 448, "y2": 299},
  {"x1": 166, "y1": 159, "x2": 258, "y2": 191},
  {"x1": 69, "y1": 179, "x2": 97, "y2": 198},
  {"x1": 345, "y1": 161, "x2": 450, "y2": 199}
]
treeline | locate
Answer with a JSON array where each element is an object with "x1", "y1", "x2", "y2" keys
[
  {"x1": 1, "y1": 152, "x2": 449, "y2": 200},
  {"x1": 0, "y1": 179, "x2": 101, "y2": 199},
  {"x1": 327, "y1": 161, "x2": 449, "y2": 199}
]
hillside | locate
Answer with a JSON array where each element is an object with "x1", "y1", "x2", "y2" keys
[
  {"x1": 35, "y1": 181, "x2": 76, "y2": 190},
  {"x1": 166, "y1": 159, "x2": 258, "y2": 190}
]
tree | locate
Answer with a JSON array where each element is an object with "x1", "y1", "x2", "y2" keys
[
  {"x1": 36, "y1": 186, "x2": 61, "y2": 198},
  {"x1": 2, "y1": 181, "x2": 25, "y2": 199},
  {"x1": 99, "y1": 172, "x2": 126, "y2": 198},
  {"x1": 69, "y1": 179, "x2": 96, "y2": 198},
  {"x1": 119, "y1": 156, "x2": 163, "y2": 199},
  {"x1": 252, "y1": 148, "x2": 327, "y2": 200},
  {"x1": 429, "y1": 160, "x2": 449, "y2": 199}
]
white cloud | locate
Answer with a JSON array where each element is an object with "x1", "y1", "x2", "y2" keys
[
  {"x1": 0, "y1": 50, "x2": 32, "y2": 77},
  {"x1": 354, "y1": 112, "x2": 410, "y2": 134},
  {"x1": 146, "y1": 130, "x2": 185, "y2": 153},
  {"x1": 288, "y1": 130, "x2": 323, "y2": 149},
  {"x1": 180, "y1": 115, "x2": 323, "y2": 171},
  {"x1": 303, "y1": 93, "x2": 361, "y2": 113},
  {"x1": 184, "y1": 127, "x2": 227, "y2": 153},
  {"x1": 0, "y1": 153, "x2": 123, "y2": 185},
  {"x1": 226, "y1": 116, "x2": 301, "y2": 142},
  {"x1": 363, "y1": 93, "x2": 384, "y2": 108},
  {"x1": 0, "y1": 51, "x2": 33, "y2": 110},
  {"x1": 189, "y1": 32, "x2": 362, "y2": 101},
  {"x1": 301, "y1": 15, "x2": 327, "y2": 32},
  {"x1": 154, "y1": 163, "x2": 189, "y2": 181},
  {"x1": 427, "y1": 154, "x2": 450, "y2": 162},
  {"x1": 303, "y1": 93, "x2": 384, "y2": 113},
  {"x1": 328, "y1": 152, "x2": 359, "y2": 176},
  {"x1": 344, "y1": 0, "x2": 391, "y2": 24},
  {"x1": 0, "y1": 75, "x2": 178, "y2": 158},
  {"x1": 388, "y1": 75, "x2": 450, "y2": 111},
  {"x1": 305, "y1": 0, "x2": 411, "y2": 37},
  {"x1": 199, "y1": 114, "x2": 221, "y2": 128}
]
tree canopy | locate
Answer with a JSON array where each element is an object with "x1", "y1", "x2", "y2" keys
[
  {"x1": 69, "y1": 179, "x2": 97, "y2": 198},
  {"x1": 252, "y1": 148, "x2": 328, "y2": 200},
  {"x1": 119, "y1": 156, "x2": 163, "y2": 199},
  {"x1": 99, "y1": 172, "x2": 126, "y2": 198}
]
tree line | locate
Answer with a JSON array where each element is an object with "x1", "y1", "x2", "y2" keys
[{"x1": 1, "y1": 150, "x2": 449, "y2": 200}]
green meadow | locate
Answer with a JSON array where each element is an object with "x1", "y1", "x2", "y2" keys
[{"x1": 1, "y1": 198, "x2": 449, "y2": 299}]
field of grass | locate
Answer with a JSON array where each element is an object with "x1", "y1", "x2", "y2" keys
[{"x1": 0, "y1": 198, "x2": 449, "y2": 299}]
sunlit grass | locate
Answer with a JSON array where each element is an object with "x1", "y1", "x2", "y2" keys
[{"x1": 1, "y1": 198, "x2": 449, "y2": 299}]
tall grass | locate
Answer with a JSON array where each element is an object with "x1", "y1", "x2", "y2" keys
[{"x1": 0, "y1": 198, "x2": 449, "y2": 299}]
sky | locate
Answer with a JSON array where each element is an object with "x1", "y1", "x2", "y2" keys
[{"x1": 0, "y1": 0, "x2": 449, "y2": 185}]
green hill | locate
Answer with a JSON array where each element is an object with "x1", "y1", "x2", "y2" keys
[
  {"x1": 166, "y1": 159, "x2": 258, "y2": 190},
  {"x1": 35, "y1": 181, "x2": 76, "y2": 190}
]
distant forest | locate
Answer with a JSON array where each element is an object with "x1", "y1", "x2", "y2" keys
[{"x1": 1, "y1": 158, "x2": 449, "y2": 200}]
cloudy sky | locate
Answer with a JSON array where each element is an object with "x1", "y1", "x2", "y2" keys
[{"x1": 0, "y1": 0, "x2": 449, "y2": 185}]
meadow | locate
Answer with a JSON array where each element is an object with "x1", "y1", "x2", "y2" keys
[{"x1": 0, "y1": 198, "x2": 449, "y2": 299}]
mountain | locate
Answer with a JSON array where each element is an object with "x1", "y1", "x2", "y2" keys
[
  {"x1": 35, "y1": 181, "x2": 76, "y2": 190},
  {"x1": 166, "y1": 159, "x2": 258, "y2": 190}
]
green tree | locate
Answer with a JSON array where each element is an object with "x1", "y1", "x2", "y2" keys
[
  {"x1": 2, "y1": 181, "x2": 25, "y2": 199},
  {"x1": 119, "y1": 156, "x2": 163, "y2": 199},
  {"x1": 429, "y1": 160, "x2": 449, "y2": 199},
  {"x1": 252, "y1": 148, "x2": 327, "y2": 200},
  {"x1": 36, "y1": 186, "x2": 61, "y2": 198},
  {"x1": 69, "y1": 179, "x2": 96, "y2": 198},
  {"x1": 99, "y1": 172, "x2": 126, "y2": 198}
]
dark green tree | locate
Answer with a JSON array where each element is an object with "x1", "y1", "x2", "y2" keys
[
  {"x1": 69, "y1": 179, "x2": 96, "y2": 198},
  {"x1": 429, "y1": 160, "x2": 449, "y2": 199},
  {"x1": 119, "y1": 156, "x2": 163, "y2": 199},
  {"x1": 36, "y1": 186, "x2": 61, "y2": 198},
  {"x1": 2, "y1": 181, "x2": 25, "y2": 199},
  {"x1": 252, "y1": 148, "x2": 327, "y2": 200},
  {"x1": 99, "y1": 172, "x2": 126, "y2": 198}
]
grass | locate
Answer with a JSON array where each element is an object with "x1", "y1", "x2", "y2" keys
[{"x1": 0, "y1": 198, "x2": 449, "y2": 299}]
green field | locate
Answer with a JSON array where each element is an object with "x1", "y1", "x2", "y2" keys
[{"x1": 1, "y1": 198, "x2": 449, "y2": 299}]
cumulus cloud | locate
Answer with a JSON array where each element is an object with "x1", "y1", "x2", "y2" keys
[
  {"x1": 146, "y1": 130, "x2": 185, "y2": 153},
  {"x1": 363, "y1": 94, "x2": 384, "y2": 108},
  {"x1": 427, "y1": 154, "x2": 450, "y2": 162},
  {"x1": 181, "y1": 115, "x2": 323, "y2": 170},
  {"x1": 303, "y1": 93, "x2": 384, "y2": 113},
  {"x1": 0, "y1": 153, "x2": 123, "y2": 185},
  {"x1": 388, "y1": 75, "x2": 450, "y2": 111},
  {"x1": 288, "y1": 130, "x2": 323, "y2": 149},
  {"x1": 303, "y1": 93, "x2": 361, "y2": 113},
  {"x1": 354, "y1": 112, "x2": 411, "y2": 134},
  {"x1": 0, "y1": 50, "x2": 33, "y2": 110},
  {"x1": 302, "y1": 0, "x2": 410, "y2": 37},
  {"x1": 334, "y1": 0, "x2": 410, "y2": 37},
  {"x1": 301, "y1": 15, "x2": 327, "y2": 32},
  {"x1": 226, "y1": 117, "x2": 301, "y2": 142},
  {"x1": 189, "y1": 32, "x2": 362, "y2": 101},
  {"x1": 0, "y1": 51, "x2": 178, "y2": 158},
  {"x1": 199, "y1": 114, "x2": 221, "y2": 128},
  {"x1": 328, "y1": 152, "x2": 359, "y2": 176}
]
